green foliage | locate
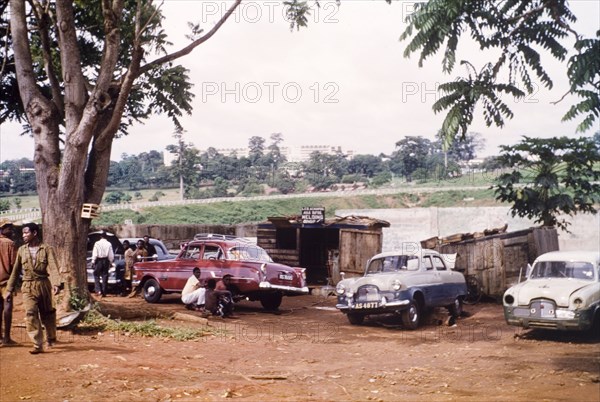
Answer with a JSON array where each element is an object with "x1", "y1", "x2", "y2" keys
[
  {"x1": 237, "y1": 180, "x2": 265, "y2": 197},
  {"x1": 389, "y1": 136, "x2": 433, "y2": 181},
  {"x1": 68, "y1": 290, "x2": 88, "y2": 311},
  {"x1": 370, "y1": 171, "x2": 392, "y2": 187},
  {"x1": 562, "y1": 31, "x2": 600, "y2": 132},
  {"x1": 79, "y1": 310, "x2": 221, "y2": 341},
  {"x1": 341, "y1": 174, "x2": 365, "y2": 184},
  {"x1": 0, "y1": 199, "x2": 10, "y2": 212},
  {"x1": 104, "y1": 191, "x2": 131, "y2": 205},
  {"x1": 494, "y1": 136, "x2": 600, "y2": 231},
  {"x1": 400, "y1": 0, "x2": 597, "y2": 141},
  {"x1": 283, "y1": 0, "x2": 313, "y2": 31}
]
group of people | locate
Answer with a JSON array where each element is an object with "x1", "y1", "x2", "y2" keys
[
  {"x1": 181, "y1": 270, "x2": 236, "y2": 318},
  {"x1": 0, "y1": 221, "x2": 240, "y2": 355},
  {"x1": 91, "y1": 235, "x2": 152, "y2": 297},
  {"x1": 0, "y1": 219, "x2": 62, "y2": 354}
]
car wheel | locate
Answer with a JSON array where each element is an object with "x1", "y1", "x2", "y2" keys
[
  {"x1": 260, "y1": 293, "x2": 283, "y2": 310},
  {"x1": 143, "y1": 279, "x2": 163, "y2": 303},
  {"x1": 347, "y1": 313, "x2": 365, "y2": 325},
  {"x1": 448, "y1": 297, "x2": 463, "y2": 318},
  {"x1": 401, "y1": 299, "x2": 420, "y2": 330}
]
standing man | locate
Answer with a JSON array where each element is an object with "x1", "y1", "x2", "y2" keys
[
  {"x1": 143, "y1": 235, "x2": 157, "y2": 257},
  {"x1": 122, "y1": 240, "x2": 135, "y2": 294},
  {"x1": 91, "y1": 231, "x2": 114, "y2": 297},
  {"x1": 6, "y1": 222, "x2": 62, "y2": 354},
  {"x1": 0, "y1": 219, "x2": 17, "y2": 346}
]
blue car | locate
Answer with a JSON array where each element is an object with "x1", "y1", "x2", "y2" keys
[{"x1": 335, "y1": 248, "x2": 467, "y2": 329}]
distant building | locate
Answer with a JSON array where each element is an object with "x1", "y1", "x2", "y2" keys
[{"x1": 198, "y1": 145, "x2": 354, "y2": 163}]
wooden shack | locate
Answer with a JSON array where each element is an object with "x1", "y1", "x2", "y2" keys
[
  {"x1": 258, "y1": 215, "x2": 390, "y2": 285},
  {"x1": 422, "y1": 226, "x2": 559, "y2": 299}
]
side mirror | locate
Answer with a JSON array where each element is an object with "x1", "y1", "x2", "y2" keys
[{"x1": 340, "y1": 272, "x2": 346, "y2": 280}]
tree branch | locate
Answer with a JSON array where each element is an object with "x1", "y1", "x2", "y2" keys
[
  {"x1": 137, "y1": 0, "x2": 242, "y2": 77},
  {"x1": 32, "y1": 0, "x2": 65, "y2": 119},
  {"x1": 55, "y1": 0, "x2": 88, "y2": 126}
]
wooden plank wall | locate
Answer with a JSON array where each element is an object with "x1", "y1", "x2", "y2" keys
[
  {"x1": 256, "y1": 227, "x2": 301, "y2": 267},
  {"x1": 439, "y1": 227, "x2": 558, "y2": 298},
  {"x1": 339, "y1": 229, "x2": 382, "y2": 277}
]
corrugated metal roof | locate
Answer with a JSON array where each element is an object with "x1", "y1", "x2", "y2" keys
[{"x1": 265, "y1": 215, "x2": 390, "y2": 229}]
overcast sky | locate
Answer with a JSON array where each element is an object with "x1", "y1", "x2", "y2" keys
[{"x1": 1, "y1": 0, "x2": 599, "y2": 163}]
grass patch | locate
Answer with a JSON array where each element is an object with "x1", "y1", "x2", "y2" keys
[
  {"x1": 95, "y1": 189, "x2": 500, "y2": 226},
  {"x1": 77, "y1": 309, "x2": 223, "y2": 341}
]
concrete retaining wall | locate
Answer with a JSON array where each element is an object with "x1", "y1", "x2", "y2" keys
[
  {"x1": 336, "y1": 207, "x2": 599, "y2": 253},
  {"x1": 99, "y1": 207, "x2": 598, "y2": 254}
]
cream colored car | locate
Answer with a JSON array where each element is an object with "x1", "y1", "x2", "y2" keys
[{"x1": 503, "y1": 251, "x2": 600, "y2": 331}]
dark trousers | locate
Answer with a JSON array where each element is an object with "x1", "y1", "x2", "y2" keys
[
  {"x1": 94, "y1": 258, "x2": 110, "y2": 296},
  {"x1": 0, "y1": 290, "x2": 13, "y2": 342}
]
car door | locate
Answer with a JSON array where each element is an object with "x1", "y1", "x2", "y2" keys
[
  {"x1": 420, "y1": 255, "x2": 443, "y2": 306},
  {"x1": 432, "y1": 255, "x2": 454, "y2": 305},
  {"x1": 423, "y1": 254, "x2": 445, "y2": 306},
  {"x1": 161, "y1": 243, "x2": 202, "y2": 291},
  {"x1": 199, "y1": 243, "x2": 225, "y2": 281}
]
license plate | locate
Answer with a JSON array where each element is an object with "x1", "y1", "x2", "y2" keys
[
  {"x1": 278, "y1": 273, "x2": 293, "y2": 281},
  {"x1": 354, "y1": 302, "x2": 379, "y2": 309}
]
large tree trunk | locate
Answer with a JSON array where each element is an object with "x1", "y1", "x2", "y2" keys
[{"x1": 9, "y1": 0, "x2": 243, "y2": 312}]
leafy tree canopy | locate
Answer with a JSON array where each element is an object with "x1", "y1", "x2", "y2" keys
[
  {"x1": 494, "y1": 135, "x2": 600, "y2": 231},
  {"x1": 400, "y1": 0, "x2": 600, "y2": 144}
]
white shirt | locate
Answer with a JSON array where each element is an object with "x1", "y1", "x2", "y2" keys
[
  {"x1": 92, "y1": 238, "x2": 115, "y2": 264},
  {"x1": 182, "y1": 275, "x2": 200, "y2": 297}
]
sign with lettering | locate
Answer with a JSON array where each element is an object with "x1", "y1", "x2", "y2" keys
[{"x1": 301, "y1": 207, "x2": 325, "y2": 224}]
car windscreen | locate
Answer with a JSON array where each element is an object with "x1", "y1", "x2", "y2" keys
[
  {"x1": 530, "y1": 260, "x2": 595, "y2": 280},
  {"x1": 227, "y1": 245, "x2": 273, "y2": 262},
  {"x1": 366, "y1": 255, "x2": 419, "y2": 274}
]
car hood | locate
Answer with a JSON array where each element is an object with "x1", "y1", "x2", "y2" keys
[
  {"x1": 340, "y1": 272, "x2": 405, "y2": 290},
  {"x1": 509, "y1": 279, "x2": 592, "y2": 306}
]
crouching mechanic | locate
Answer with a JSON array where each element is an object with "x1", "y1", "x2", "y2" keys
[
  {"x1": 205, "y1": 278, "x2": 235, "y2": 318},
  {"x1": 181, "y1": 268, "x2": 205, "y2": 311},
  {"x1": 6, "y1": 223, "x2": 63, "y2": 354}
]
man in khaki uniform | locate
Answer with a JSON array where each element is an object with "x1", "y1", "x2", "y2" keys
[
  {"x1": 0, "y1": 218, "x2": 17, "y2": 345},
  {"x1": 6, "y1": 222, "x2": 62, "y2": 354}
]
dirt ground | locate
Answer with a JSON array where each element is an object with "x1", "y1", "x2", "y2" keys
[{"x1": 1, "y1": 291, "x2": 599, "y2": 402}]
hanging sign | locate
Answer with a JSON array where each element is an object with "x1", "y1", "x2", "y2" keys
[{"x1": 301, "y1": 207, "x2": 325, "y2": 224}]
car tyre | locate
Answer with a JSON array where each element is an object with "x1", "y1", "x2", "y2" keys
[
  {"x1": 260, "y1": 293, "x2": 283, "y2": 310},
  {"x1": 447, "y1": 297, "x2": 463, "y2": 318},
  {"x1": 347, "y1": 313, "x2": 365, "y2": 325},
  {"x1": 401, "y1": 299, "x2": 420, "y2": 330},
  {"x1": 143, "y1": 279, "x2": 163, "y2": 303}
]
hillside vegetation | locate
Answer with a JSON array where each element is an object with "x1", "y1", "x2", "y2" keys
[{"x1": 94, "y1": 188, "x2": 498, "y2": 226}]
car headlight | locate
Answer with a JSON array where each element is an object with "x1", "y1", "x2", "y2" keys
[
  {"x1": 573, "y1": 298, "x2": 584, "y2": 309},
  {"x1": 336, "y1": 284, "x2": 346, "y2": 295},
  {"x1": 504, "y1": 294, "x2": 515, "y2": 305},
  {"x1": 556, "y1": 309, "x2": 576, "y2": 319},
  {"x1": 392, "y1": 279, "x2": 402, "y2": 291}
]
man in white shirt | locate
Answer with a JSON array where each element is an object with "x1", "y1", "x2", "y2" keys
[
  {"x1": 91, "y1": 231, "x2": 115, "y2": 297},
  {"x1": 181, "y1": 268, "x2": 205, "y2": 311}
]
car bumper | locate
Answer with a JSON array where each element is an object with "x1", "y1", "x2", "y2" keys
[
  {"x1": 336, "y1": 290, "x2": 411, "y2": 314},
  {"x1": 87, "y1": 269, "x2": 120, "y2": 286},
  {"x1": 259, "y1": 281, "x2": 309, "y2": 294},
  {"x1": 503, "y1": 305, "x2": 594, "y2": 331}
]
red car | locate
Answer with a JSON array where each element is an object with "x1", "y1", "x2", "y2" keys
[{"x1": 132, "y1": 234, "x2": 309, "y2": 310}]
